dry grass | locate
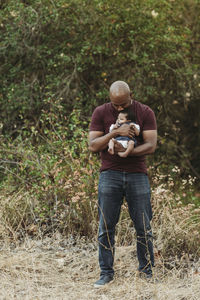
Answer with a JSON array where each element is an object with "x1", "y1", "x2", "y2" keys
[
  {"x1": 0, "y1": 233, "x2": 199, "y2": 300},
  {"x1": 0, "y1": 172, "x2": 199, "y2": 299}
]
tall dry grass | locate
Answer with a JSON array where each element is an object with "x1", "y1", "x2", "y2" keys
[
  {"x1": 0, "y1": 169, "x2": 199, "y2": 259},
  {"x1": 0, "y1": 164, "x2": 199, "y2": 299}
]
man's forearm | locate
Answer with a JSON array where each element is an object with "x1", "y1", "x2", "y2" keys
[
  {"x1": 89, "y1": 131, "x2": 118, "y2": 152},
  {"x1": 129, "y1": 130, "x2": 157, "y2": 156},
  {"x1": 130, "y1": 142, "x2": 156, "y2": 156}
]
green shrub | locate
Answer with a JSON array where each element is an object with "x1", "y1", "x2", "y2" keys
[
  {"x1": 0, "y1": 0, "x2": 200, "y2": 176},
  {"x1": 0, "y1": 0, "x2": 199, "y2": 257}
]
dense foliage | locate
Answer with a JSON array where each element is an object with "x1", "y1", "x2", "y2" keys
[
  {"x1": 0, "y1": 0, "x2": 200, "y2": 176},
  {"x1": 0, "y1": 0, "x2": 199, "y2": 254}
]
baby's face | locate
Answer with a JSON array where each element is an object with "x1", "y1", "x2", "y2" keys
[{"x1": 117, "y1": 113, "x2": 128, "y2": 124}]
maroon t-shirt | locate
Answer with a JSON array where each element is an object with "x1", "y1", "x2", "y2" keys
[{"x1": 89, "y1": 100, "x2": 157, "y2": 173}]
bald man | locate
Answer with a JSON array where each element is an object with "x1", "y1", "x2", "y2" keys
[{"x1": 89, "y1": 81, "x2": 157, "y2": 287}]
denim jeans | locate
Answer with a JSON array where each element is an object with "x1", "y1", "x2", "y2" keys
[{"x1": 98, "y1": 170, "x2": 154, "y2": 277}]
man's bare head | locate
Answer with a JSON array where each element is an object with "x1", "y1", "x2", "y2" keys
[
  {"x1": 109, "y1": 81, "x2": 132, "y2": 111},
  {"x1": 109, "y1": 81, "x2": 130, "y2": 98}
]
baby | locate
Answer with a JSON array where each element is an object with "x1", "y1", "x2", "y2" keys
[{"x1": 108, "y1": 108, "x2": 140, "y2": 158}]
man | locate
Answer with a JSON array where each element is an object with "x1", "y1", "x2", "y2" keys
[{"x1": 89, "y1": 81, "x2": 157, "y2": 287}]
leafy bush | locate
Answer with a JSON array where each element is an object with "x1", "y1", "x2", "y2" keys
[
  {"x1": 0, "y1": 114, "x2": 199, "y2": 258},
  {"x1": 0, "y1": 107, "x2": 99, "y2": 237},
  {"x1": 0, "y1": 0, "x2": 200, "y2": 176},
  {"x1": 0, "y1": 0, "x2": 199, "y2": 258}
]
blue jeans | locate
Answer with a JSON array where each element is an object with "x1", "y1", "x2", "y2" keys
[{"x1": 98, "y1": 170, "x2": 154, "y2": 277}]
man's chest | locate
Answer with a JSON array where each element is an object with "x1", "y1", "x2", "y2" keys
[{"x1": 102, "y1": 114, "x2": 118, "y2": 134}]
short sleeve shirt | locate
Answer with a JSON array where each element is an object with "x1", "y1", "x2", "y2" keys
[{"x1": 89, "y1": 100, "x2": 157, "y2": 173}]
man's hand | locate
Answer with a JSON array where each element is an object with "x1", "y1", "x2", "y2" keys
[
  {"x1": 112, "y1": 124, "x2": 136, "y2": 154},
  {"x1": 114, "y1": 123, "x2": 135, "y2": 138},
  {"x1": 130, "y1": 123, "x2": 140, "y2": 136},
  {"x1": 113, "y1": 139, "x2": 127, "y2": 153}
]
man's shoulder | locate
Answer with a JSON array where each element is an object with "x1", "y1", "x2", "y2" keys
[
  {"x1": 90, "y1": 102, "x2": 114, "y2": 131},
  {"x1": 134, "y1": 100, "x2": 155, "y2": 119},
  {"x1": 94, "y1": 102, "x2": 112, "y2": 111},
  {"x1": 92, "y1": 103, "x2": 113, "y2": 117},
  {"x1": 134, "y1": 100, "x2": 153, "y2": 112},
  {"x1": 134, "y1": 100, "x2": 156, "y2": 130}
]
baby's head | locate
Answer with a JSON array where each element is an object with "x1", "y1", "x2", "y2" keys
[
  {"x1": 117, "y1": 108, "x2": 135, "y2": 124},
  {"x1": 117, "y1": 112, "x2": 129, "y2": 124}
]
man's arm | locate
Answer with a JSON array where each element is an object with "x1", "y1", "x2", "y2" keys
[
  {"x1": 89, "y1": 131, "x2": 117, "y2": 152},
  {"x1": 130, "y1": 130, "x2": 157, "y2": 156},
  {"x1": 89, "y1": 124, "x2": 136, "y2": 153}
]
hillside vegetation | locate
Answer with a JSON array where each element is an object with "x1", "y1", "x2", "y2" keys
[{"x1": 0, "y1": 0, "x2": 199, "y2": 259}]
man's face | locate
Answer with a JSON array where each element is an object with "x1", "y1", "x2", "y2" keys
[{"x1": 110, "y1": 93, "x2": 132, "y2": 111}]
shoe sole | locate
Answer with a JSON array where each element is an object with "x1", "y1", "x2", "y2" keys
[{"x1": 93, "y1": 284, "x2": 106, "y2": 288}]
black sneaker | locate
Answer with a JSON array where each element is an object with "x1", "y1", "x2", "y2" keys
[
  {"x1": 138, "y1": 270, "x2": 159, "y2": 283},
  {"x1": 94, "y1": 275, "x2": 113, "y2": 288},
  {"x1": 138, "y1": 270, "x2": 153, "y2": 280}
]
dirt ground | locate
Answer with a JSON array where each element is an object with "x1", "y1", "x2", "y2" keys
[{"x1": 0, "y1": 234, "x2": 199, "y2": 300}]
